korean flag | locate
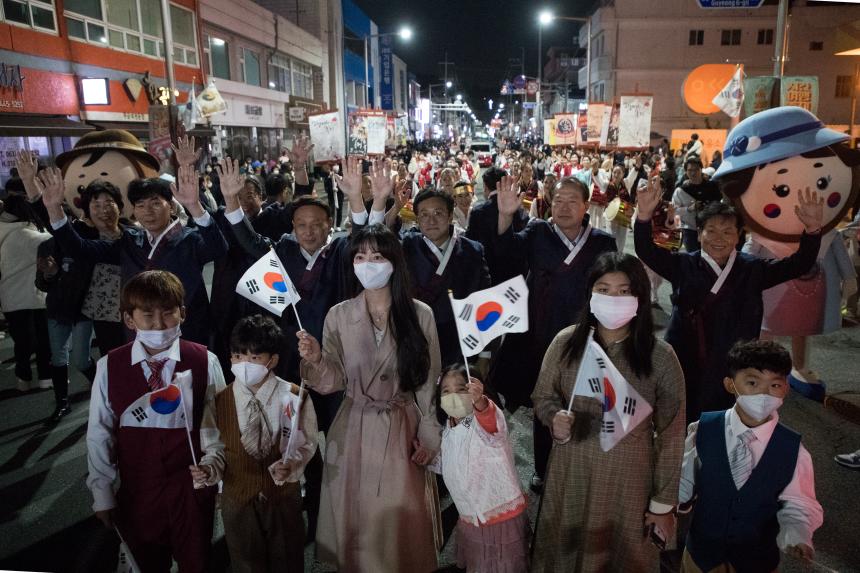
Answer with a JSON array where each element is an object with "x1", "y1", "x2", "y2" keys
[
  {"x1": 236, "y1": 250, "x2": 301, "y2": 317},
  {"x1": 450, "y1": 275, "x2": 529, "y2": 357}
]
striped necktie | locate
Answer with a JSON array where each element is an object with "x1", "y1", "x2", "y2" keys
[
  {"x1": 729, "y1": 429, "x2": 756, "y2": 489},
  {"x1": 241, "y1": 396, "x2": 273, "y2": 461},
  {"x1": 146, "y1": 358, "x2": 168, "y2": 391}
]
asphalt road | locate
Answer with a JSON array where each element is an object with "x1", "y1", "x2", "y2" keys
[{"x1": 1, "y1": 181, "x2": 859, "y2": 572}]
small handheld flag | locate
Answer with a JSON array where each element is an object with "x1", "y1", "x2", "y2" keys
[
  {"x1": 449, "y1": 275, "x2": 529, "y2": 357},
  {"x1": 119, "y1": 369, "x2": 194, "y2": 431},
  {"x1": 280, "y1": 380, "x2": 306, "y2": 464},
  {"x1": 115, "y1": 527, "x2": 142, "y2": 573},
  {"x1": 236, "y1": 249, "x2": 302, "y2": 327},
  {"x1": 569, "y1": 329, "x2": 653, "y2": 452}
]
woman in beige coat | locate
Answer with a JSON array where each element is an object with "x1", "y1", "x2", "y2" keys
[{"x1": 299, "y1": 224, "x2": 442, "y2": 572}]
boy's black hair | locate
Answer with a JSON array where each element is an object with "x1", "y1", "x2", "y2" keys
[
  {"x1": 127, "y1": 178, "x2": 173, "y2": 204},
  {"x1": 482, "y1": 166, "x2": 506, "y2": 191},
  {"x1": 413, "y1": 187, "x2": 454, "y2": 215},
  {"x1": 684, "y1": 156, "x2": 703, "y2": 170},
  {"x1": 696, "y1": 201, "x2": 743, "y2": 231},
  {"x1": 229, "y1": 314, "x2": 285, "y2": 356},
  {"x1": 727, "y1": 339, "x2": 792, "y2": 377}
]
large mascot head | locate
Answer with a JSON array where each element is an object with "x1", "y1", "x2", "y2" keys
[
  {"x1": 714, "y1": 106, "x2": 860, "y2": 242},
  {"x1": 56, "y1": 129, "x2": 161, "y2": 218}
]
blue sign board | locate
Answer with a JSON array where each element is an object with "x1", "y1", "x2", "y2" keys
[
  {"x1": 697, "y1": 0, "x2": 764, "y2": 7},
  {"x1": 380, "y1": 34, "x2": 394, "y2": 110}
]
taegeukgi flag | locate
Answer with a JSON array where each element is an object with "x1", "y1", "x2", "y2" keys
[
  {"x1": 450, "y1": 275, "x2": 529, "y2": 357},
  {"x1": 236, "y1": 251, "x2": 301, "y2": 317}
]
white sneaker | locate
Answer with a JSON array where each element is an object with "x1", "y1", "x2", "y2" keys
[
  {"x1": 38, "y1": 378, "x2": 53, "y2": 389},
  {"x1": 17, "y1": 379, "x2": 31, "y2": 392}
]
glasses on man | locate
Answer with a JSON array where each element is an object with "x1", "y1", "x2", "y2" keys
[{"x1": 417, "y1": 209, "x2": 448, "y2": 222}]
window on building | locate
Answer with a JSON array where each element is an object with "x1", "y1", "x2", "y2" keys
[
  {"x1": 594, "y1": 82, "x2": 605, "y2": 103},
  {"x1": 64, "y1": 0, "x2": 196, "y2": 63},
  {"x1": 721, "y1": 29, "x2": 741, "y2": 46},
  {"x1": 689, "y1": 30, "x2": 704, "y2": 46},
  {"x1": 836, "y1": 75, "x2": 854, "y2": 98},
  {"x1": 757, "y1": 29, "x2": 773, "y2": 45},
  {"x1": 291, "y1": 59, "x2": 313, "y2": 99},
  {"x1": 593, "y1": 33, "x2": 604, "y2": 57},
  {"x1": 1, "y1": 0, "x2": 57, "y2": 31},
  {"x1": 810, "y1": 41, "x2": 823, "y2": 51},
  {"x1": 205, "y1": 35, "x2": 230, "y2": 80},
  {"x1": 268, "y1": 54, "x2": 291, "y2": 93},
  {"x1": 241, "y1": 48, "x2": 260, "y2": 86}
]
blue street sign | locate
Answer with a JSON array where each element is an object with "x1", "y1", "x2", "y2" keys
[{"x1": 697, "y1": 0, "x2": 764, "y2": 7}]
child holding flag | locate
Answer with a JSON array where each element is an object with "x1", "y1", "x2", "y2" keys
[
  {"x1": 679, "y1": 340, "x2": 823, "y2": 572},
  {"x1": 530, "y1": 253, "x2": 685, "y2": 573},
  {"x1": 434, "y1": 364, "x2": 529, "y2": 573},
  {"x1": 85, "y1": 270, "x2": 225, "y2": 573},
  {"x1": 192, "y1": 314, "x2": 318, "y2": 573}
]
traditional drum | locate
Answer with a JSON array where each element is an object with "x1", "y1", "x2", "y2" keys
[{"x1": 605, "y1": 197, "x2": 634, "y2": 228}]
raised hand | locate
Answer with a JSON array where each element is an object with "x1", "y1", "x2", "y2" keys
[
  {"x1": 296, "y1": 330, "x2": 322, "y2": 366},
  {"x1": 174, "y1": 165, "x2": 203, "y2": 217},
  {"x1": 171, "y1": 135, "x2": 201, "y2": 168},
  {"x1": 15, "y1": 150, "x2": 44, "y2": 199},
  {"x1": 496, "y1": 174, "x2": 521, "y2": 218},
  {"x1": 794, "y1": 186, "x2": 824, "y2": 233},
  {"x1": 216, "y1": 158, "x2": 244, "y2": 210},
  {"x1": 393, "y1": 179, "x2": 411, "y2": 210},
  {"x1": 286, "y1": 135, "x2": 314, "y2": 167},
  {"x1": 336, "y1": 156, "x2": 363, "y2": 204},
  {"x1": 635, "y1": 175, "x2": 662, "y2": 222},
  {"x1": 466, "y1": 376, "x2": 489, "y2": 411},
  {"x1": 368, "y1": 159, "x2": 393, "y2": 207},
  {"x1": 37, "y1": 167, "x2": 66, "y2": 219}
]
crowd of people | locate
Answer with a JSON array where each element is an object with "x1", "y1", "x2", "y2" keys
[{"x1": 0, "y1": 116, "x2": 857, "y2": 573}]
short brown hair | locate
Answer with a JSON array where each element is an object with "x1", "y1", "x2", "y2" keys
[{"x1": 121, "y1": 270, "x2": 185, "y2": 314}]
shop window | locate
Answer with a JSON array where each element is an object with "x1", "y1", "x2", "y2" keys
[
  {"x1": 64, "y1": 0, "x2": 197, "y2": 65},
  {"x1": 1, "y1": 0, "x2": 57, "y2": 32},
  {"x1": 241, "y1": 48, "x2": 261, "y2": 86},
  {"x1": 291, "y1": 59, "x2": 313, "y2": 99}
]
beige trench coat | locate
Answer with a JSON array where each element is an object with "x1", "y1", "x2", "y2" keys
[{"x1": 302, "y1": 292, "x2": 442, "y2": 573}]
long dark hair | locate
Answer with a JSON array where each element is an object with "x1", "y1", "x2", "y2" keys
[
  {"x1": 347, "y1": 224, "x2": 430, "y2": 393},
  {"x1": 562, "y1": 252, "x2": 655, "y2": 378}
]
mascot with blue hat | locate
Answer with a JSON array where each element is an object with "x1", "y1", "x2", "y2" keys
[{"x1": 715, "y1": 106, "x2": 860, "y2": 402}]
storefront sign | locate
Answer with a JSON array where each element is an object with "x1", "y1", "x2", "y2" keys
[
  {"x1": 289, "y1": 107, "x2": 306, "y2": 123},
  {"x1": 245, "y1": 105, "x2": 263, "y2": 117},
  {"x1": 0, "y1": 64, "x2": 25, "y2": 91}
]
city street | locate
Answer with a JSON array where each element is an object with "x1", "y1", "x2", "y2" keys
[{"x1": 1, "y1": 245, "x2": 859, "y2": 573}]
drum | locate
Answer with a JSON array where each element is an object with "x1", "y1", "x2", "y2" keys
[
  {"x1": 521, "y1": 197, "x2": 533, "y2": 212},
  {"x1": 653, "y1": 228, "x2": 682, "y2": 251},
  {"x1": 605, "y1": 198, "x2": 634, "y2": 228}
]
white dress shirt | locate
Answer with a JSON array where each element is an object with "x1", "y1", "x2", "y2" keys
[
  {"x1": 85, "y1": 338, "x2": 226, "y2": 512},
  {"x1": 679, "y1": 406, "x2": 824, "y2": 550}
]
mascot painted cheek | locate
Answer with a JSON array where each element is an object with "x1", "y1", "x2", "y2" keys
[
  {"x1": 55, "y1": 129, "x2": 161, "y2": 219},
  {"x1": 715, "y1": 106, "x2": 860, "y2": 402}
]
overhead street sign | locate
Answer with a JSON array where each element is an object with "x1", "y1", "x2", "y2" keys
[{"x1": 697, "y1": 0, "x2": 764, "y2": 7}]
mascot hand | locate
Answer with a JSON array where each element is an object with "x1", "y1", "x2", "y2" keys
[{"x1": 794, "y1": 186, "x2": 825, "y2": 234}]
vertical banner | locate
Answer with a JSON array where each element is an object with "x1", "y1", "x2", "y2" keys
[
  {"x1": 780, "y1": 76, "x2": 819, "y2": 115},
  {"x1": 308, "y1": 110, "x2": 345, "y2": 163},
  {"x1": 743, "y1": 76, "x2": 777, "y2": 117},
  {"x1": 385, "y1": 114, "x2": 397, "y2": 148},
  {"x1": 575, "y1": 111, "x2": 589, "y2": 145},
  {"x1": 395, "y1": 115, "x2": 409, "y2": 146},
  {"x1": 618, "y1": 96, "x2": 652, "y2": 149},
  {"x1": 148, "y1": 105, "x2": 174, "y2": 172},
  {"x1": 552, "y1": 113, "x2": 577, "y2": 146},
  {"x1": 606, "y1": 103, "x2": 621, "y2": 148},
  {"x1": 544, "y1": 118, "x2": 557, "y2": 145},
  {"x1": 599, "y1": 104, "x2": 612, "y2": 147},
  {"x1": 380, "y1": 35, "x2": 394, "y2": 110},
  {"x1": 348, "y1": 110, "x2": 387, "y2": 156},
  {"x1": 587, "y1": 103, "x2": 606, "y2": 144}
]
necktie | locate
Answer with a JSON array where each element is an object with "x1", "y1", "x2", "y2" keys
[
  {"x1": 146, "y1": 358, "x2": 168, "y2": 391},
  {"x1": 241, "y1": 396, "x2": 273, "y2": 461},
  {"x1": 729, "y1": 429, "x2": 756, "y2": 489}
]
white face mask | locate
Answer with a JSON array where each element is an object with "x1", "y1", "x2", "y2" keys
[
  {"x1": 441, "y1": 393, "x2": 474, "y2": 419},
  {"x1": 590, "y1": 292, "x2": 638, "y2": 330},
  {"x1": 231, "y1": 361, "x2": 271, "y2": 388},
  {"x1": 354, "y1": 260, "x2": 394, "y2": 290},
  {"x1": 136, "y1": 324, "x2": 181, "y2": 351},
  {"x1": 736, "y1": 393, "x2": 783, "y2": 423}
]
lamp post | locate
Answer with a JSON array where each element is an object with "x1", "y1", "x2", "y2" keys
[
  {"x1": 537, "y1": 10, "x2": 592, "y2": 133},
  {"x1": 359, "y1": 26, "x2": 412, "y2": 108}
]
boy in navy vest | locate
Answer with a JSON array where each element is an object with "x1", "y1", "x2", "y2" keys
[
  {"x1": 680, "y1": 340, "x2": 823, "y2": 572},
  {"x1": 86, "y1": 270, "x2": 226, "y2": 572}
]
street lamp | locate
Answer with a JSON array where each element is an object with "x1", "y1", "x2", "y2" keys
[
  {"x1": 446, "y1": 81, "x2": 452, "y2": 88},
  {"x1": 456, "y1": 94, "x2": 462, "y2": 101},
  {"x1": 357, "y1": 26, "x2": 413, "y2": 108}
]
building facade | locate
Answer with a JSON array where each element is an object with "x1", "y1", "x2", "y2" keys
[{"x1": 580, "y1": 0, "x2": 860, "y2": 139}]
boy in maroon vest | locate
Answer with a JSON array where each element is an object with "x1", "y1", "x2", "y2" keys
[
  {"x1": 86, "y1": 270, "x2": 226, "y2": 572},
  {"x1": 191, "y1": 314, "x2": 318, "y2": 572}
]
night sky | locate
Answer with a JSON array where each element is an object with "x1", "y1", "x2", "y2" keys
[{"x1": 354, "y1": 0, "x2": 597, "y2": 122}]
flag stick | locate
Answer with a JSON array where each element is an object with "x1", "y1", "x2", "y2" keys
[
  {"x1": 114, "y1": 526, "x2": 142, "y2": 573},
  {"x1": 448, "y1": 289, "x2": 474, "y2": 381},
  {"x1": 177, "y1": 379, "x2": 198, "y2": 467},
  {"x1": 272, "y1": 247, "x2": 304, "y2": 331},
  {"x1": 282, "y1": 378, "x2": 306, "y2": 464}
]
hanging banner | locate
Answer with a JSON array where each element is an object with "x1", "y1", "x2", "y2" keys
[
  {"x1": 552, "y1": 113, "x2": 577, "y2": 146},
  {"x1": 618, "y1": 96, "x2": 652, "y2": 148},
  {"x1": 380, "y1": 34, "x2": 394, "y2": 110},
  {"x1": 670, "y1": 129, "x2": 727, "y2": 167},
  {"x1": 575, "y1": 111, "x2": 589, "y2": 145},
  {"x1": 586, "y1": 103, "x2": 606, "y2": 143},
  {"x1": 599, "y1": 104, "x2": 612, "y2": 147},
  {"x1": 308, "y1": 110, "x2": 345, "y2": 164},
  {"x1": 780, "y1": 76, "x2": 819, "y2": 115},
  {"x1": 386, "y1": 115, "x2": 397, "y2": 148},
  {"x1": 605, "y1": 103, "x2": 621, "y2": 148},
  {"x1": 395, "y1": 115, "x2": 409, "y2": 146},
  {"x1": 743, "y1": 76, "x2": 777, "y2": 117},
  {"x1": 347, "y1": 109, "x2": 387, "y2": 156},
  {"x1": 544, "y1": 118, "x2": 557, "y2": 145}
]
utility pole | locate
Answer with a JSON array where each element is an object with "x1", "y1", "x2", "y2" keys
[{"x1": 773, "y1": 0, "x2": 789, "y2": 77}]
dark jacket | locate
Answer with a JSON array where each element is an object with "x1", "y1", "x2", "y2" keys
[
  {"x1": 465, "y1": 195, "x2": 529, "y2": 285},
  {"x1": 634, "y1": 219, "x2": 820, "y2": 421},
  {"x1": 36, "y1": 220, "x2": 99, "y2": 323},
  {"x1": 402, "y1": 230, "x2": 491, "y2": 367}
]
